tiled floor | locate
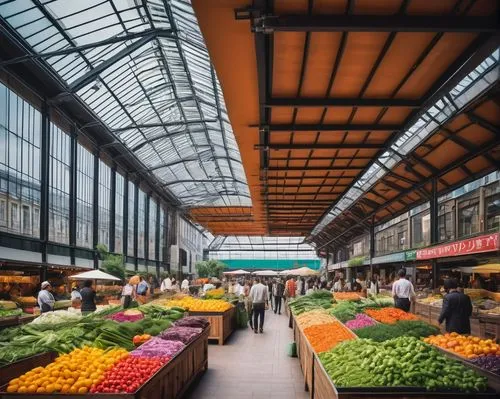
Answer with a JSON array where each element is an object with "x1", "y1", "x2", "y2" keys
[{"x1": 185, "y1": 309, "x2": 309, "y2": 399}]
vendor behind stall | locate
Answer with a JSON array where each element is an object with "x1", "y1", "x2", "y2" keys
[
  {"x1": 80, "y1": 280, "x2": 97, "y2": 315},
  {"x1": 37, "y1": 281, "x2": 55, "y2": 313},
  {"x1": 70, "y1": 283, "x2": 82, "y2": 308}
]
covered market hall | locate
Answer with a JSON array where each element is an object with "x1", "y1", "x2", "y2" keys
[{"x1": 0, "y1": 0, "x2": 499, "y2": 398}]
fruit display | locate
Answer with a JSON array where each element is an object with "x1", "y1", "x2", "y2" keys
[
  {"x1": 344, "y1": 313, "x2": 377, "y2": 330},
  {"x1": 333, "y1": 292, "x2": 361, "y2": 301},
  {"x1": 363, "y1": 307, "x2": 418, "y2": 324},
  {"x1": 132, "y1": 334, "x2": 152, "y2": 346},
  {"x1": 319, "y1": 336, "x2": 487, "y2": 392},
  {"x1": 303, "y1": 321, "x2": 356, "y2": 353},
  {"x1": 288, "y1": 290, "x2": 335, "y2": 315},
  {"x1": 417, "y1": 294, "x2": 443, "y2": 305},
  {"x1": 155, "y1": 297, "x2": 233, "y2": 312},
  {"x1": 468, "y1": 355, "x2": 500, "y2": 375},
  {"x1": 92, "y1": 356, "x2": 168, "y2": 393},
  {"x1": 14, "y1": 296, "x2": 37, "y2": 307},
  {"x1": 295, "y1": 309, "x2": 336, "y2": 329},
  {"x1": 355, "y1": 320, "x2": 440, "y2": 342},
  {"x1": 423, "y1": 333, "x2": 500, "y2": 359},
  {"x1": 204, "y1": 288, "x2": 225, "y2": 299},
  {"x1": 6, "y1": 346, "x2": 128, "y2": 394}
]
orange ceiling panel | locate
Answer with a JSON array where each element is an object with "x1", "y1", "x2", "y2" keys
[
  {"x1": 354, "y1": 0, "x2": 404, "y2": 14},
  {"x1": 378, "y1": 107, "x2": 413, "y2": 124},
  {"x1": 406, "y1": 0, "x2": 458, "y2": 15},
  {"x1": 323, "y1": 107, "x2": 355, "y2": 123},
  {"x1": 272, "y1": 32, "x2": 306, "y2": 96}
]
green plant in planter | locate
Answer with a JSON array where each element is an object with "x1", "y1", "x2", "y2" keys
[{"x1": 96, "y1": 244, "x2": 126, "y2": 281}]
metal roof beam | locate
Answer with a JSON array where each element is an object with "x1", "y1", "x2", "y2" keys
[
  {"x1": 265, "y1": 184, "x2": 349, "y2": 188},
  {"x1": 265, "y1": 175, "x2": 354, "y2": 180},
  {"x1": 268, "y1": 143, "x2": 382, "y2": 150},
  {"x1": 265, "y1": 97, "x2": 421, "y2": 108},
  {"x1": 112, "y1": 119, "x2": 218, "y2": 133},
  {"x1": 254, "y1": 15, "x2": 498, "y2": 33},
  {"x1": 267, "y1": 166, "x2": 364, "y2": 171},
  {"x1": 266, "y1": 123, "x2": 400, "y2": 131},
  {"x1": 270, "y1": 156, "x2": 373, "y2": 161},
  {"x1": 466, "y1": 112, "x2": 500, "y2": 137}
]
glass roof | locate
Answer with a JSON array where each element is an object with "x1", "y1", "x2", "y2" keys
[
  {"x1": 309, "y1": 49, "x2": 499, "y2": 241},
  {"x1": 0, "y1": 0, "x2": 251, "y2": 207}
]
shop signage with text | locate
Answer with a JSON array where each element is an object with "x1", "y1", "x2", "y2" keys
[{"x1": 416, "y1": 233, "x2": 500, "y2": 260}]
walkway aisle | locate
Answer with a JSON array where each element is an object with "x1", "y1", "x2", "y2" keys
[{"x1": 185, "y1": 310, "x2": 309, "y2": 399}]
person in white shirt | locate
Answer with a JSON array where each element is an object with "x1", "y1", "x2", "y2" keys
[
  {"x1": 305, "y1": 281, "x2": 315, "y2": 295},
  {"x1": 368, "y1": 274, "x2": 380, "y2": 296},
  {"x1": 233, "y1": 280, "x2": 244, "y2": 297},
  {"x1": 37, "y1": 281, "x2": 55, "y2": 313},
  {"x1": 392, "y1": 269, "x2": 415, "y2": 312},
  {"x1": 296, "y1": 277, "x2": 303, "y2": 297},
  {"x1": 181, "y1": 278, "x2": 190, "y2": 293},
  {"x1": 203, "y1": 283, "x2": 215, "y2": 292},
  {"x1": 249, "y1": 277, "x2": 269, "y2": 334},
  {"x1": 160, "y1": 276, "x2": 172, "y2": 292}
]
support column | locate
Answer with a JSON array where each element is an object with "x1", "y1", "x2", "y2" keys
[
  {"x1": 133, "y1": 184, "x2": 139, "y2": 270},
  {"x1": 122, "y1": 174, "x2": 129, "y2": 258},
  {"x1": 69, "y1": 126, "x2": 77, "y2": 265},
  {"x1": 93, "y1": 153, "x2": 99, "y2": 269},
  {"x1": 39, "y1": 100, "x2": 50, "y2": 264},
  {"x1": 430, "y1": 179, "x2": 439, "y2": 289},
  {"x1": 155, "y1": 202, "x2": 161, "y2": 264},
  {"x1": 144, "y1": 193, "x2": 150, "y2": 263},
  {"x1": 369, "y1": 216, "x2": 375, "y2": 277},
  {"x1": 109, "y1": 165, "x2": 116, "y2": 253}
]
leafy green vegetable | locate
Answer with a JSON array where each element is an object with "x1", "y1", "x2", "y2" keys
[{"x1": 355, "y1": 320, "x2": 440, "y2": 342}]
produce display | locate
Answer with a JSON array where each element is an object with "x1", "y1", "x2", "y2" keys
[
  {"x1": 295, "y1": 309, "x2": 336, "y2": 329},
  {"x1": 53, "y1": 300, "x2": 72, "y2": 310},
  {"x1": 344, "y1": 313, "x2": 377, "y2": 330},
  {"x1": 173, "y1": 316, "x2": 210, "y2": 329},
  {"x1": 364, "y1": 307, "x2": 418, "y2": 324},
  {"x1": 14, "y1": 296, "x2": 37, "y2": 307},
  {"x1": 423, "y1": 333, "x2": 500, "y2": 358},
  {"x1": 107, "y1": 309, "x2": 144, "y2": 322},
  {"x1": 355, "y1": 320, "x2": 440, "y2": 342},
  {"x1": 329, "y1": 301, "x2": 359, "y2": 322},
  {"x1": 31, "y1": 310, "x2": 82, "y2": 324},
  {"x1": 303, "y1": 321, "x2": 355, "y2": 353},
  {"x1": 132, "y1": 334, "x2": 152, "y2": 346},
  {"x1": 468, "y1": 355, "x2": 500, "y2": 375},
  {"x1": 0, "y1": 300, "x2": 18, "y2": 310},
  {"x1": 0, "y1": 308, "x2": 22, "y2": 318},
  {"x1": 319, "y1": 336, "x2": 487, "y2": 392},
  {"x1": 159, "y1": 326, "x2": 203, "y2": 344},
  {"x1": 130, "y1": 337, "x2": 185, "y2": 358},
  {"x1": 288, "y1": 290, "x2": 334, "y2": 315},
  {"x1": 155, "y1": 297, "x2": 233, "y2": 312},
  {"x1": 139, "y1": 304, "x2": 185, "y2": 320},
  {"x1": 6, "y1": 346, "x2": 128, "y2": 394},
  {"x1": 204, "y1": 288, "x2": 225, "y2": 299},
  {"x1": 92, "y1": 356, "x2": 167, "y2": 393},
  {"x1": 333, "y1": 292, "x2": 361, "y2": 301}
]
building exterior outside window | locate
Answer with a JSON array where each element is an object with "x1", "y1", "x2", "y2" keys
[
  {"x1": 0, "y1": 83, "x2": 41, "y2": 238},
  {"x1": 148, "y1": 198, "x2": 157, "y2": 260},
  {"x1": 438, "y1": 201, "x2": 455, "y2": 242},
  {"x1": 484, "y1": 182, "x2": 499, "y2": 233},
  {"x1": 76, "y1": 144, "x2": 94, "y2": 248},
  {"x1": 48, "y1": 123, "x2": 70, "y2": 243},
  {"x1": 98, "y1": 160, "x2": 111, "y2": 248},
  {"x1": 375, "y1": 220, "x2": 408, "y2": 256},
  {"x1": 127, "y1": 181, "x2": 135, "y2": 257},
  {"x1": 458, "y1": 194, "x2": 480, "y2": 238},
  {"x1": 137, "y1": 189, "x2": 146, "y2": 259},
  {"x1": 115, "y1": 173, "x2": 124, "y2": 253},
  {"x1": 411, "y1": 210, "x2": 430, "y2": 248}
]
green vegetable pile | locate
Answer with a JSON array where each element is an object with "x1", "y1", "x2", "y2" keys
[
  {"x1": 0, "y1": 308, "x2": 22, "y2": 318},
  {"x1": 319, "y1": 336, "x2": 487, "y2": 392},
  {"x1": 355, "y1": 320, "x2": 440, "y2": 342},
  {"x1": 329, "y1": 301, "x2": 359, "y2": 322},
  {"x1": 288, "y1": 290, "x2": 335, "y2": 315}
]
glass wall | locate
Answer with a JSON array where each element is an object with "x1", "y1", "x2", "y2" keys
[
  {"x1": 375, "y1": 221, "x2": 408, "y2": 256},
  {"x1": 457, "y1": 193, "x2": 480, "y2": 237},
  {"x1": 159, "y1": 207, "x2": 165, "y2": 261},
  {"x1": 0, "y1": 83, "x2": 41, "y2": 237},
  {"x1": 48, "y1": 123, "x2": 70, "y2": 243},
  {"x1": 411, "y1": 210, "x2": 430, "y2": 248},
  {"x1": 485, "y1": 183, "x2": 499, "y2": 232},
  {"x1": 438, "y1": 200, "x2": 455, "y2": 242},
  {"x1": 76, "y1": 144, "x2": 94, "y2": 248},
  {"x1": 137, "y1": 189, "x2": 146, "y2": 259},
  {"x1": 98, "y1": 160, "x2": 111, "y2": 248},
  {"x1": 148, "y1": 198, "x2": 157, "y2": 260},
  {"x1": 115, "y1": 173, "x2": 124, "y2": 253},
  {"x1": 127, "y1": 181, "x2": 135, "y2": 257}
]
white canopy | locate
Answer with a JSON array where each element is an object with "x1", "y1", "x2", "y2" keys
[
  {"x1": 289, "y1": 267, "x2": 319, "y2": 277},
  {"x1": 278, "y1": 270, "x2": 291, "y2": 275},
  {"x1": 223, "y1": 269, "x2": 251, "y2": 275},
  {"x1": 69, "y1": 270, "x2": 121, "y2": 281},
  {"x1": 253, "y1": 270, "x2": 278, "y2": 276}
]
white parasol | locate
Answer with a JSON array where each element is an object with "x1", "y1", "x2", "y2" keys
[
  {"x1": 253, "y1": 270, "x2": 278, "y2": 276},
  {"x1": 68, "y1": 270, "x2": 121, "y2": 281},
  {"x1": 223, "y1": 269, "x2": 251, "y2": 275},
  {"x1": 289, "y1": 267, "x2": 319, "y2": 277}
]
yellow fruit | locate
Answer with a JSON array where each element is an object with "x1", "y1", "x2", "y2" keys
[
  {"x1": 53, "y1": 383, "x2": 62, "y2": 391},
  {"x1": 36, "y1": 387, "x2": 46, "y2": 393},
  {"x1": 17, "y1": 387, "x2": 28, "y2": 393},
  {"x1": 27, "y1": 384, "x2": 37, "y2": 393},
  {"x1": 6, "y1": 385, "x2": 18, "y2": 393},
  {"x1": 78, "y1": 387, "x2": 88, "y2": 394},
  {"x1": 69, "y1": 386, "x2": 78, "y2": 394}
]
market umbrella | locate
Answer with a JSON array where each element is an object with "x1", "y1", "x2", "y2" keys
[
  {"x1": 223, "y1": 269, "x2": 251, "y2": 275},
  {"x1": 68, "y1": 270, "x2": 121, "y2": 281},
  {"x1": 289, "y1": 267, "x2": 319, "y2": 277},
  {"x1": 471, "y1": 264, "x2": 500, "y2": 274},
  {"x1": 278, "y1": 270, "x2": 291, "y2": 276},
  {"x1": 253, "y1": 270, "x2": 278, "y2": 276}
]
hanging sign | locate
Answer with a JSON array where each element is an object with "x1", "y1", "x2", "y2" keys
[{"x1": 416, "y1": 233, "x2": 500, "y2": 260}]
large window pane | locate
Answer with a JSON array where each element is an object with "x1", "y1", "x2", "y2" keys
[
  {"x1": 115, "y1": 173, "x2": 124, "y2": 253},
  {"x1": 411, "y1": 210, "x2": 430, "y2": 248},
  {"x1": 137, "y1": 189, "x2": 146, "y2": 258},
  {"x1": 48, "y1": 123, "x2": 70, "y2": 243},
  {"x1": 159, "y1": 207, "x2": 165, "y2": 261},
  {"x1": 127, "y1": 181, "x2": 135, "y2": 257},
  {"x1": 458, "y1": 197, "x2": 480, "y2": 238},
  {"x1": 438, "y1": 201, "x2": 455, "y2": 242},
  {"x1": 148, "y1": 198, "x2": 157, "y2": 260},
  {"x1": 0, "y1": 83, "x2": 41, "y2": 238},
  {"x1": 98, "y1": 160, "x2": 111, "y2": 247},
  {"x1": 76, "y1": 144, "x2": 93, "y2": 248}
]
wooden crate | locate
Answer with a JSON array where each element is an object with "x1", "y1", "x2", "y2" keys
[
  {"x1": 189, "y1": 307, "x2": 236, "y2": 345},
  {"x1": 292, "y1": 314, "x2": 315, "y2": 396},
  {"x1": 0, "y1": 328, "x2": 209, "y2": 399},
  {"x1": 415, "y1": 302, "x2": 431, "y2": 323}
]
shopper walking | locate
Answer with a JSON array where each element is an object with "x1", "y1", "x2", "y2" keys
[
  {"x1": 249, "y1": 277, "x2": 269, "y2": 334},
  {"x1": 136, "y1": 276, "x2": 150, "y2": 304},
  {"x1": 80, "y1": 280, "x2": 97, "y2": 315},
  {"x1": 368, "y1": 274, "x2": 380, "y2": 296},
  {"x1": 70, "y1": 283, "x2": 82, "y2": 308},
  {"x1": 181, "y1": 277, "x2": 190, "y2": 293},
  {"x1": 285, "y1": 276, "x2": 296, "y2": 300},
  {"x1": 267, "y1": 279, "x2": 274, "y2": 311},
  {"x1": 392, "y1": 269, "x2": 415, "y2": 312},
  {"x1": 160, "y1": 275, "x2": 172, "y2": 292},
  {"x1": 121, "y1": 282, "x2": 135, "y2": 309},
  {"x1": 38, "y1": 281, "x2": 55, "y2": 313},
  {"x1": 296, "y1": 277, "x2": 303, "y2": 297},
  {"x1": 438, "y1": 278, "x2": 473, "y2": 334},
  {"x1": 244, "y1": 279, "x2": 253, "y2": 329},
  {"x1": 273, "y1": 278, "x2": 285, "y2": 314}
]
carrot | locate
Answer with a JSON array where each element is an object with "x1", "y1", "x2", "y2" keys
[
  {"x1": 364, "y1": 307, "x2": 418, "y2": 324},
  {"x1": 333, "y1": 292, "x2": 361, "y2": 301},
  {"x1": 303, "y1": 321, "x2": 355, "y2": 353}
]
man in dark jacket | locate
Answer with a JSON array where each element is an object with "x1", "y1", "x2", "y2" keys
[{"x1": 438, "y1": 278, "x2": 473, "y2": 334}]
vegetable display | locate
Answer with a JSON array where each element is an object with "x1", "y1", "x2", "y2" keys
[
  {"x1": 174, "y1": 316, "x2": 210, "y2": 329},
  {"x1": 363, "y1": 307, "x2": 418, "y2": 324},
  {"x1": 355, "y1": 320, "x2": 440, "y2": 342},
  {"x1": 319, "y1": 336, "x2": 487, "y2": 392},
  {"x1": 130, "y1": 337, "x2": 185, "y2": 358},
  {"x1": 159, "y1": 326, "x2": 202, "y2": 344},
  {"x1": 31, "y1": 310, "x2": 82, "y2": 325},
  {"x1": 288, "y1": 290, "x2": 334, "y2": 315},
  {"x1": 91, "y1": 356, "x2": 168, "y2": 393},
  {"x1": 6, "y1": 346, "x2": 128, "y2": 394},
  {"x1": 468, "y1": 355, "x2": 500, "y2": 375},
  {"x1": 333, "y1": 292, "x2": 361, "y2": 301},
  {"x1": 133, "y1": 334, "x2": 152, "y2": 346},
  {"x1": 155, "y1": 297, "x2": 233, "y2": 312},
  {"x1": 107, "y1": 309, "x2": 144, "y2": 322},
  {"x1": 344, "y1": 313, "x2": 377, "y2": 330},
  {"x1": 295, "y1": 309, "x2": 336, "y2": 329},
  {"x1": 423, "y1": 333, "x2": 500, "y2": 358},
  {"x1": 0, "y1": 300, "x2": 18, "y2": 310},
  {"x1": 329, "y1": 301, "x2": 359, "y2": 323},
  {"x1": 204, "y1": 288, "x2": 225, "y2": 299},
  {"x1": 0, "y1": 308, "x2": 22, "y2": 318},
  {"x1": 303, "y1": 321, "x2": 355, "y2": 353}
]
